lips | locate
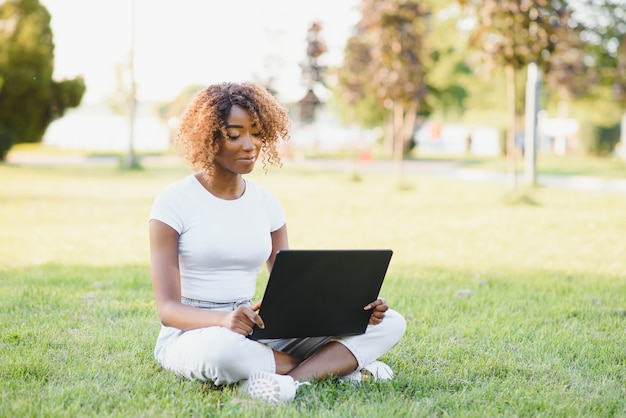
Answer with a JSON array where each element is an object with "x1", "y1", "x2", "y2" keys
[{"x1": 238, "y1": 155, "x2": 256, "y2": 163}]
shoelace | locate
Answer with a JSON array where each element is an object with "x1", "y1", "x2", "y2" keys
[{"x1": 294, "y1": 380, "x2": 311, "y2": 389}]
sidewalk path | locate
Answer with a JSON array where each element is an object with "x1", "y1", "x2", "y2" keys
[
  {"x1": 6, "y1": 151, "x2": 626, "y2": 194},
  {"x1": 287, "y1": 158, "x2": 626, "y2": 194}
]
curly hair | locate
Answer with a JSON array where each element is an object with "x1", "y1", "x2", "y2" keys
[{"x1": 175, "y1": 81, "x2": 291, "y2": 174}]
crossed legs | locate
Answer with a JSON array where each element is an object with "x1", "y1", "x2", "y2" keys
[{"x1": 274, "y1": 341, "x2": 358, "y2": 381}]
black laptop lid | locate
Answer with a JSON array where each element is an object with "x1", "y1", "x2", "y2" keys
[{"x1": 248, "y1": 249, "x2": 393, "y2": 340}]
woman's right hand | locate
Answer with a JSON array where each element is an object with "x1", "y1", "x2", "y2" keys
[{"x1": 223, "y1": 305, "x2": 265, "y2": 336}]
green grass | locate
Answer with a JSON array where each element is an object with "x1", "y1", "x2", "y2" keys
[
  {"x1": 1, "y1": 160, "x2": 625, "y2": 417},
  {"x1": 413, "y1": 152, "x2": 626, "y2": 179}
]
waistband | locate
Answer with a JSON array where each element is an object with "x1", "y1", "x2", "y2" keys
[{"x1": 181, "y1": 296, "x2": 251, "y2": 311}]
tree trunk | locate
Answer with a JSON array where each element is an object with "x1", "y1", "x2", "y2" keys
[
  {"x1": 505, "y1": 64, "x2": 517, "y2": 190},
  {"x1": 620, "y1": 111, "x2": 626, "y2": 160},
  {"x1": 393, "y1": 102, "x2": 405, "y2": 183},
  {"x1": 402, "y1": 101, "x2": 418, "y2": 153},
  {"x1": 383, "y1": 112, "x2": 394, "y2": 157},
  {"x1": 391, "y1": 101, "x2": 419, "y2": 185}
]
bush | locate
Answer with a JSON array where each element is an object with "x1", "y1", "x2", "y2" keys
[
  {"x1": 579, "y1": 120, "x2": 621, "y2": 156},
  {"x1": 0, "y1": 125, "x2": 16, "y2": 161}
]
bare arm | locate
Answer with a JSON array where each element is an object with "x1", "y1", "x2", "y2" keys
[
  {"x1": 251, "y1": 224, "x2": 289, "y2": 312},
  {"x1": 149, "y1": 219, "x2": 263, "y2": 333},
  {"x1": 266, "y1": 224, "x2": 289, "y2": 274}
]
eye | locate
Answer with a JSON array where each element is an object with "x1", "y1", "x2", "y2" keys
[
  {"x1": 226, "y1": 129, "x2": 240, "y2": 140},
  {"x1": 252, "y1": 132, "x2": 261, "y2": 137}
]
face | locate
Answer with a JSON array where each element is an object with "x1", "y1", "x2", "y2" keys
[{"x1": 213, "y1": 105, "x2": 262, "y2": 176}]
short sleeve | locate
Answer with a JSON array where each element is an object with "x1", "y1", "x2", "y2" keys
[
  {"x1": 264, "y1": 190, "x2": 286, "y2": 232},
  {"x1": 149, "y1": 186, "x2": 184, "y2": 234}
]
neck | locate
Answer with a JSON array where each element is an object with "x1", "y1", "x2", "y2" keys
[{"x1": 198, "y1": 171, "x2": 245, "y2": 200}]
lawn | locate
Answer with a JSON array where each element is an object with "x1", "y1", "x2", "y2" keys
[
  {"x1": 1, "y1": 158, "x2": 625, "y2": 417},
  {"x1": 409, "y1": 152, "x2": 626, "y2": 179}
]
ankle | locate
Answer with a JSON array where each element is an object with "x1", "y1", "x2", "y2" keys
[{"x1": 274, "y1": 351, "x2": 302, "y2": 375}]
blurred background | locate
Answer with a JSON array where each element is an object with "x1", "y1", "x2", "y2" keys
[{"x1": 2, "y1": 0, "x2": 626, "y2": 185}]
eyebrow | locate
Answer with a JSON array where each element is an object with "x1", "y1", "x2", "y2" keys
[{"x1": 225, "y1": 123, "x2": 258, "y2": 129}]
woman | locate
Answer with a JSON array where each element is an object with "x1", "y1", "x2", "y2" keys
[{"x1": 149, "y1": 82, "x2": 406, "y2": 403}]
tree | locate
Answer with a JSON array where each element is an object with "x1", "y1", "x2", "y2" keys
[
  {"x1": 572, "y1": 0, "x2": 626, "y2": 152},
  {"x1": 461, "y1": 0, "x2": 580, "y2": 189},
  {"x1": 460, "y1": 0, "x2": 571, "y2": 189},
  {"x1": 336, "y1": 1, "x2": 472, "y2": 148},
  {"x1": 0, "y1": 0, "x2": 85, "y2": 160},
  {"x1": 333, "y1": 33, "x2": 390, "y2": 136},
  {"x1": 154, "y1": 84, "x2": 206, "y2": 144},
  {"x1": 616, "y1": 33, "x2": 626, "y2": 147},
  {"x1": 339, "y1": 0, "x2": 432, "y2": 182},
  {"x1": 299, "y1": 21, "x2": 327, "y2": 125}
]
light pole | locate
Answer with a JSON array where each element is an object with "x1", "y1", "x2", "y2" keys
[
  {"x1": 124, "y1": 0, "x2": 137, "y2": 169},
  {"x1": 524, "y1": 62, "x2": 540, "y2": 186}
]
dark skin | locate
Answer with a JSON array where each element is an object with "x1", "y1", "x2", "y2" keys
[{"x1": 149, "y1": 105, "x2": 390, "y2": 381}]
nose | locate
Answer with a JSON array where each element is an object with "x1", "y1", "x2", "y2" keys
[{"x1": 241, "y1": 133, "x2": 258, "y2": 150}]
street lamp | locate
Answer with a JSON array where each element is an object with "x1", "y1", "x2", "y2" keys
[{"x1": 124, "y1": 0, "x2": 137, "y2": 169}]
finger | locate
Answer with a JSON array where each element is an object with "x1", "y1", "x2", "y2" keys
[
  {"x1": 369, "y1": 308, "x2": 386, "y2": 322},
  {"x1": 242, "y1": 306, "x2": 265, "y2": 329},
  {"x1": 234, "y1": 324, "x2": 250, "y2": 336},
  {"x1": 375, "y1": 303, "x2": 389, "y2": 312},
  {"x1": 236, "y1": 321, "x2": 256, "y2": 336},
  {"x1": 363, "y1": 300, "x2": 379, "y2": 310},
  {"x1": 253, "y1": 313, "x2": 265, "y2": 329},
  {"x1": 364, "y1": 298, "x2": 385, "y2": 310},
  {"x1": 370, "y1": 310, "x2": 385, "y2": 319},
  {"x1": 369, "y1": 317, "x2": 382, "y2": 325},
  {"x1": 250, "y1": 300, "x2": 262, "y2": 311}
]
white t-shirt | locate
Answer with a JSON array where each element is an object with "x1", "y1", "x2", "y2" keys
[{"x1": 149, "y1": 174, "x2": 285, "y2": 302}]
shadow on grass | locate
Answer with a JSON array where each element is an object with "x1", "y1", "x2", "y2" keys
[{"x1": 501, "y1": 190, "x2": 542, "y2": 206}]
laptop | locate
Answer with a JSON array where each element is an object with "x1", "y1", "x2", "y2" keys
[{"x1": 248, "y1": 249, "x2": 393, "y2": 340}]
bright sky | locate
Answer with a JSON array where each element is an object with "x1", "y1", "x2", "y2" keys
[{"x1": 40, "y1": 0, "x2": 361, "y2": 105}]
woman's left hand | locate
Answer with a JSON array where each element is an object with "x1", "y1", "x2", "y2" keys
[{"x1": 364, "y1": 298, "x2": 388, "y2": 325}]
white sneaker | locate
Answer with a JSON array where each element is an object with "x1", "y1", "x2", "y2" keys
[
  {"x1": 239, "y1": 371, "x2": 309, "y2": 403},
  {"x1": 340, "y1": 360, "x2": 394, "y2": 384}
]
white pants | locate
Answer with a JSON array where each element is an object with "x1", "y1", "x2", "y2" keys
[{"x1": 154, "y1": 299, "x2": 406, "y2": 385}]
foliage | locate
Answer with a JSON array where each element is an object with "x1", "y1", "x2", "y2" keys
[
  {"x1": 423, "y1": 4, "x2": 475, "y2": 122},
  {"x1": 337, "y1": 0, "x2": 436, "y2": 170},
  {"x1": 362, "y1": 0, "x2": 430, "y2": 109},
  {"x1": 579, "y1": 121, "x2": 622, "y2": 156},
  {"x1": 154, "y1": 84, "x2": 206, "y2": 123},
  {"x1": 460, "y1": 0, "x2": 589, "y2": 187},
  {"x1": 298, "y1": 21, "x2": 327, "y2": 125},
  {"x1": 106, "y1": 62, "x2": 132, "y2": 116},
  {"x1": 571, "y1": 1, "x2": 626, "y2": 106},
  {"x1": 464, "y1": 0, "x2": 577, "y2": 74},
  {"x1": 0, "y1": 0, "x2": 85, "y2": 160}
]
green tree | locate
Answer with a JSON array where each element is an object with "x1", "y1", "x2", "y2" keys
[
  {"x1": 299, "y1": 21, "x2": 327, "y2": 125},
  {"x1": 337, "y1": 0, "x2": 433, "y2": 182},
  {"x1": 0, "y1": 0, "x2": 85, "y2": 160},
  {"x1": 616, "y1": 34, "x2": 626, "y2": 149},
  {"x1": 461, "y1": 0, "x2": 584, "y2": 189},
  {"x1": 154, "y1": 84, "x2": 206, "y2": 145},
  {"x1": 332, "y1": 34, "x2": 387, "y2": 136},
  {"x1": 572, "y1": 0, "x2": 626, "y2": 153}
]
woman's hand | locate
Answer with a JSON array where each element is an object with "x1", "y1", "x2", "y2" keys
[
  {"x1": 364, "y1": 298, "x2": 389, "y2": 325},
  {"x1": 251, "y1": 300, "x2": 262, "y2": 312},
  {"x1": 222, "y1": 305, "x2": 265, "y2": 336}
]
